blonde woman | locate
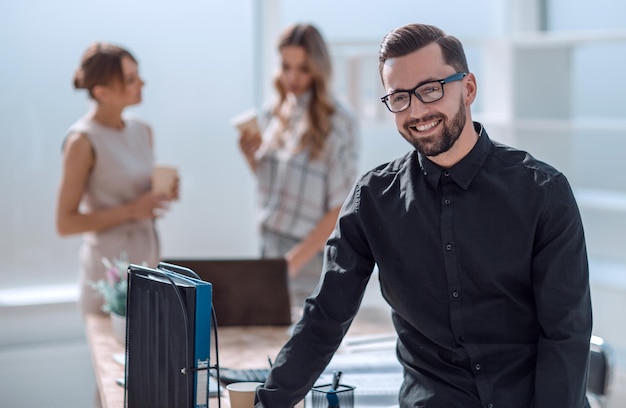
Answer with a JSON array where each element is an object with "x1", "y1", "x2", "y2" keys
[{"x1": 238, "y1": 23, "x2": 360, "y2": 307}]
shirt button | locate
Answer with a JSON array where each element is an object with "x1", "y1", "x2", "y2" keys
[
  {"x1": 445, "y1": 243, "x2": 453, "y2": 251},
  {"x1": 452, "y1": 291, "x2": 459, "y2": 298},
  {"x1": 487, "y1": 403, "x2": 494, "y2": 408},
  {"x1": 458, "y1": 335, "x2": 465, "y2": 343},
  {"x1": 475, "y1": 363, "x2": 481, "y2": 371},
  {"x1": 443, "y1": 198, "x2": 451, "y2": 205},
  {"x1": 443, "y1": 171, "x2": 450, "y2": 177}
]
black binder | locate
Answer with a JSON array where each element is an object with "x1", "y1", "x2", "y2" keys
[{"x1": 124, "y1": 264, "x2": 212, "y2": 408}]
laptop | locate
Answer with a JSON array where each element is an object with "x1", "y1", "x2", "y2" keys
[{"x1": 160, "y1": 258, "x2": 292, "y2": 327}]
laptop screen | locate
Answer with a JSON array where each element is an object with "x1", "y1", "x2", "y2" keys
[{"x1": 161, "y1": 258, "x2": 292, "y2": 327}]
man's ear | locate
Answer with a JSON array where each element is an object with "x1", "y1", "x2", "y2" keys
[{"x1": 464, "y1": 72, "x2": 477, "y2": 106}]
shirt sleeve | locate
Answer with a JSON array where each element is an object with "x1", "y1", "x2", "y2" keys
[
  {"x1": 255, "y1": 183, "x2": 376, "y2": 407},
  {"x1": 531, "y1": 173, "x2": 592, "y2": 407},
  {"x1": 325, "y1": 106, "x2": 360, "y2": 210}
]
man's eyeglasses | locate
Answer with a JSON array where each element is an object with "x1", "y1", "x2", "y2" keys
[{"x1": 380, "y1": 72, "x2": 467, "y2": 113}]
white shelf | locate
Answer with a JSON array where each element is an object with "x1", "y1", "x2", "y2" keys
[
  {"x1": 511, "y1": 29, "x2": 626, "y2": 48},
  {"x1": 0, "y1": 283, "x2": 78, "y2": 307},
  {"x1": 474, "y1": 116, "x2": 626, "y2": 130},
  {"x1": 513, "y1": 118, "x2": 626, "y2": 132},
  {"x1": 576, "y1": 188, "x2": 626, "y2": 212},
  {"x1": 465, "y1": 29, "x2": 626, "y2": 48}
]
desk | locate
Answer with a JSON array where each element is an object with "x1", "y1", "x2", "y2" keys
[
  {"x1": 85, "y1": 315, "x2": 293, "y2": 407},
  {"x1": 85, "y1": 314, "x2": 126, "y2": 408},
  {"x1": 85, "y1": 305, "x2": 394, "y2": 408}
]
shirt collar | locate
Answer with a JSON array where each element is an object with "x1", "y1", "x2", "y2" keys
[{"x1": 418, "y1": 122, "x2": 491, "y2": 190}]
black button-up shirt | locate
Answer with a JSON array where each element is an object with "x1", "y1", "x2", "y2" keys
[{"x1": 257, "y1": 123, "x2": 592, "y2": 408}]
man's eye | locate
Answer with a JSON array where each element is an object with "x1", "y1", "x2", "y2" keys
[
  {"x1": 421, "y1": 85, "x2": 441, "y2": 95},
  {"x1": 391, "y1": 93, "x2": 409, "y2": 104}
]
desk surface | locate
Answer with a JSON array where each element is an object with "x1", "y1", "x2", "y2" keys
[{"x1": 85, "y1": 304, "x2": 395, "y2": 408}]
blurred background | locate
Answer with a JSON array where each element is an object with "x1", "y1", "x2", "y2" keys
[{"x1": 1, "y1": 0, "x2": 625, "y2": 406}]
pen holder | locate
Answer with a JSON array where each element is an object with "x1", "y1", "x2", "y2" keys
[{"x1": 310, "y1": 383, "x2": 355, "y2": 408}]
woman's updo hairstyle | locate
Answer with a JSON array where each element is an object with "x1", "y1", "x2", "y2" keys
[{"x1": 73, "y1": 42, "x2": 136, "y2": 100}]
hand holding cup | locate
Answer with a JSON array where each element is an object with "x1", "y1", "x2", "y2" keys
[
  {"x1": 231, "y1": 109, "x2": 262, "y2": 158},
  {"x1": 152, "y1": 165, "x2": 179, "y2": 201}
]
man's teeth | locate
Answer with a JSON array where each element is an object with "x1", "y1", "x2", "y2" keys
[{"x1": 415, "y1": 120, "x2": 439, "y2": 132}]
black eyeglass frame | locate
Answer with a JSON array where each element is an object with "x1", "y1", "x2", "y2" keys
[{"x1": 380, "y1": 72, "x2": 468, "y2": 113}]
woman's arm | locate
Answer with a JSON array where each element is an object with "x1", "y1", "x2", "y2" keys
[
  {"x1": 284, "y1": 206, "x2": 342, "y2": 277},
  {"x1": 238, "y1": 128, "x2": 262, "y2": 174},
  {"x1": 55, "y1": 132, "x2": 166, "y2": 236}
]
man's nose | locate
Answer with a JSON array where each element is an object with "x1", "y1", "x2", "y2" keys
[{"x1": 407, "y1": 92, "x2": 428, "y2": 116}]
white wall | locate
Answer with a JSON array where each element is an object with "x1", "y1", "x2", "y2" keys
[
  {"x1": 0, "y1": 302, "x2": 94, "y2": 407},
  {"x1": 0, "y1": 0, "x2": 259, "y2": 290}
]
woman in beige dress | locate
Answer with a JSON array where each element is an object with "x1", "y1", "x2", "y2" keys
[{"x1": 56, "y1": 42, "x2": 177, "y2": 316}]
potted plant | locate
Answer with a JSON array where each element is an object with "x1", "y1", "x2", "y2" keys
[{"x1": 91, "y1": 253, "x2": 130, "y2": 345}]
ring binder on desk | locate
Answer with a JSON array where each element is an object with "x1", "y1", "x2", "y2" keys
[{"x1": 124, "y1": 264, "x2": 213, "y2": 408}]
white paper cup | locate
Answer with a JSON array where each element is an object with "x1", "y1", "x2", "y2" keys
[
  {"x1": 226, "y1": 381, "x2": 263, "y2": 408},
  {"x1": 152, "y1": 165, "x2": 178, "y2": 199},
  {"x1": 230, "y1": 109, "x2": 259, "y2": 134}
]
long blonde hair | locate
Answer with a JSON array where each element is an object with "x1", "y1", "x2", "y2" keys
[{"x1": 272, "y1": 23, "x2": 335, "y2": 160}]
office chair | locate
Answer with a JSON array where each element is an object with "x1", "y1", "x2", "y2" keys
[{"x1": 587, "y1": 335, "x2": 614, "y2": 408}]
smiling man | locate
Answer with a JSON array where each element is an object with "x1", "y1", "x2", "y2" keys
[{"x1": 255, "y1": 23, "x2": 592, "y2": 408}]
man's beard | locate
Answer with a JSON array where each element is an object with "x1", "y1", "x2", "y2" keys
[{"x1": 399, "y1": 98, "x2": 466, "y2": 157}]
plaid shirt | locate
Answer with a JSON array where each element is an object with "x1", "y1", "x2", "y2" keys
[{"x1": 255, "y1": 93, "x2": 359, "y2": 239}]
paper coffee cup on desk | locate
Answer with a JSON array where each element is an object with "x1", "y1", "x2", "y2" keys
[
  {"x1": 152, "y1": 165, "x2": 178, "y2": 200},
  {"x1": 230, "y1": 109, "x2": 259, "y2": 134},
  {"x1": 226, "y1": 381, "x2": 263, "y2": 408}
]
